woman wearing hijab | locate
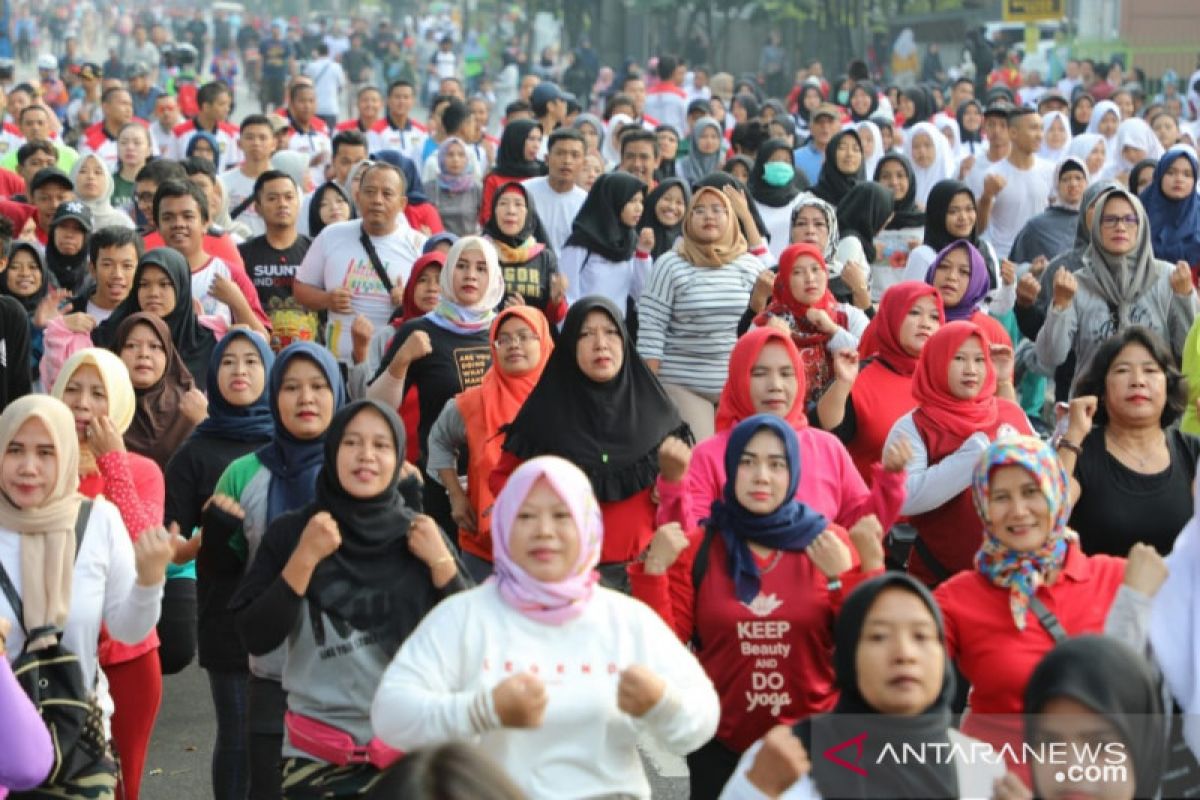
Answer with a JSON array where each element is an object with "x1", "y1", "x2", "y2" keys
[
  {"x1": 723, "y1": 574, "x2": 1006, "y2": 799},
  {"x1": 2, "y1": 241, "x2": 50, "y2": 381},
  {"x1": 677, "y1": 117, "x2": 725, "y2": 185},
  {"x1": 200, "y1": 341, "x2": 346, "y2": 800},
  {"x1": 956, "y1": 99, "x2": 985, "y2": 161},
  {"x1": 370, "y1": 236, "x2": 502, "y2": 534},
  {"x1": 481, "y1": 182, "x2": 565, "y2": 324},
  {"x1": 884, "y1": 321, "x2": 1031, "y2": 586},
  {"x1": 1100, "y1": 118, "x2": 1164, "y2": 184},
  {"x1": 638, "y1": 186, "x2": 766, "y2": 441},
  {"x1": 493, "y1": 296, "x2": 689, "y2": 590},
  {"x1": 871, "y1": 154, "x2": 926, "y2": 299},
  {"x1": 233, "y1": 400, "x2": 468, "y2": 796},
  {"x1": 373, "y1": 454, "x2": 717, "y2": 799},
  {"x1": 693, "y1": 172, "x2": 771, "y2": 260},
  {"x1": 659, "y1": 326, "x2": 907, "y2": 539},
  {"x1": 572, "y1": 112, "x2": 605, "y2": 157},
  {"x1": 632, "y1": 415, "x2": 883, "y2": 797},
  {"x1": 92, "y1": 248, "x2": 223, "y2": 392},
  {"x1": 1070, "y1": 93, "x2": 1095, "y2": 136},
  {"x1": 1128, "y1": 158, "x2": 1159, "y2": 195},
  {"x1": 1010, "y1": 157, "x2": 1089, "y2": 268},
  {"x1": 161, "y1": 330, "x2": 274, "y2": 800},
  {"x1": 933, "y1": 437, "x2": 1132, "y2": 775},
  {"x1": 0, "y1": 395, "x2": 171, "y2": 798},
  {"x1": 1141, "y1": 147, "x2": 1200, "y2": 271},
  {"x1": 747, "y1": 139, "x2": 810, "y2": 259},
  {"x1": 43, "y1": 202, "x2": 94, "y2": 295},
  {"x1": 833, "y1": 183, "x2": 896, "y2": 311},
  {"x1": 899, "y1": 86, "x2": 933, "y2": 129},
  {"x1": 427, "y1": 307, "x2": 553, "y2": 582},
  {"x1": 558, "y1": 172, "x2": 649, "y2": 318},
  {"x1": 854, "y1": 120, "x2": 885, "y2": 179},
  {"x1": 425, "y1": 137, "x2": 482, "y2": 237},
  {"x1": 371, "y1": 149, "x2": 445, "y2": 236},
  {"x1": 602, "y1": 112, "x2": 635, "y2": 168},
  {"x1": 810, "y1": 129, "x2": 864, "y2": 208},
  {"x1": 1039, "y1": 110, "x2": 1073, "y2": 163},
  {"x1": 846, "y1": 81, "x2": 879, "y2": 123},
  {"x1": 1086, "y1": 100, "x2": 1123, "y2": 167},
  {"x1": 1034, "y1": 186, "x2": 1197, "y2": 382},
  {"x1": 70, "y1": 152, "x2": 135, "y2": 230},
  {"x1": 51, "y1": 348, "x2": 165, "y2": 800},
  {"x1": 186, "y1": 130, "x2": 222, "y2": 171},
  {"x1": 903, "y1": 121, "x2": 955, "y2": 206},
  {"x1": 637, "y1": 177, "x2": 690, "y2": 261},
  {"x1": 1068, "y1": 131, "x2": 1109, "y2": 181},
  {"x1": 479, "y1": 119, "x2": 545, "y2": 226},
  {"x1": 818, "y1": 282, "x2": 944, "y2": 481},
  {"x1": 306, "y1": 181, "x2": 355, "y2": 240}
]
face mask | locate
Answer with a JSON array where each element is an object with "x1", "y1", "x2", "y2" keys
[
  {"x1": 763, "y1": 161, "x2": 796, "y2": 187},
  {"x1": 836, "y1": 89, "x2": 850, "y2": 106}
]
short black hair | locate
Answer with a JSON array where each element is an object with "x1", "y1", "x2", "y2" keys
[
  {"x1": 181, "y1": 156, "x2": 217, "y2": 181},
  {"x1": 16, "y1": 140, "x2": 55, "y2": 166},
  {"x1": 89, "y1": 225, "x2": 143, "y2": 265},
  {"x1": 386, "y1": 79, "x2": 415, "y2": 96},
  {"x1": 439, "y1": 99, "x2": 469, "y2": 135},
  {"x1": 619, "y1": 128, "x2": 658, "y2": 158},
  {"x1": 289, "y1": 81, "x2": 315, "y2": 101},
  {"x1": 1072, "y1": 326, "x2": 1188, "y2": 428},
  {"x1": 135, "y1": 159, "x2": 187, "y2": 186},
  {"x1": 197, "y1": 81, "x2": 232, "y2": 108},
  {"x1": 730, "y1": 120, "x2": 768, "y2": 155},
  {"x1": 332, "y1": 130, "x2": 368, "y2": 158},
  {"x1": 253, "y1": 169, "x2": 297, "y2": 200},
  {"x1": 621, "y1": 73, "x2": 644, "y2": 90},
  {"x1": 153, "y1": 178, "x2": 210, "y2": 225},
  {"x1": 18, "y1": 104, "x2": 49, "y2": 123},
  {"x1": 604, "y1": 92, "x2": 634, "y2": 120},
  {"x1": 240, "y1": 113, "x2": 274, "y2": 134},
  {"x1": 1008, "y1": 106, "x2": 1038, "y2": 125},
  {"x1": 0, "y1": 216, "x2": 13, "y2": 256},
  {"x1": 358, "y1": 85, "x2": 382, "y2": 100},
  {"x1": 101, "y1": 86, "x2": 129, "y2": 104},
  {"x1": 656, "y1": 55, "x2": 679, "y2": 82},
  {"x1": 504, "y1": 99, "x2": 531, "y2": 118},
  {"x1": 547, "y1": 127, "x2": 586, "y2": 153}
]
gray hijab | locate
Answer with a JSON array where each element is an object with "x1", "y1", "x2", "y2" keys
[
  {"x1": 1076, "y1": 187, "x2": 1159, "y2": 328},
  {"x1": 677, "y1": 117, "x2": 725, "y2": 185},
  {"x1": 1035, "y1": 180, "x2": 1121, "y2": 313}
]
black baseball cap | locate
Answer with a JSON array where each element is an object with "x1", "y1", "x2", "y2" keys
[{"x1": 29, "y1": 168, "x2": 73, "y2": 194}]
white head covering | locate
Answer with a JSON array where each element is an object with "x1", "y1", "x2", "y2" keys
[
  {"x1": 1038, "y1": 110, "x2": 1073, "y2": 163},
  {"x1": 1100, "y1": 117, "x2": 1164, "y2": 182},
  {"x1": 603, "y1": 113, "x2": 634, "y2": 169},
  {"x1": 903, "y1": 121, "x2": 954, "y2": 205},
  {"x1": 1085, "y1": 100, "x2": 1123, "y2": 166},
  {"x1": 1067, "y1": 132, "x2": 1105, "y2": 183},
  {"x1": 935, "y1": 116, "x2": 964, "y2": 162},
  {"x1": 854, "y1": 120, "x2": 884, "y2": 180}
]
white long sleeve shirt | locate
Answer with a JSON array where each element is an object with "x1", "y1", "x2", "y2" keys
[
  {"x1": 371, "y1": 582, "x2": 720, "y2": 800},
  {"x1": 558, "y1": 245, "x2": 653, "y2": 315}
]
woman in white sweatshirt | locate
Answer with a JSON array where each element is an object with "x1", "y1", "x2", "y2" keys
[{"x1": 371, "y1": 455, "x2": 720, "y2": 800}]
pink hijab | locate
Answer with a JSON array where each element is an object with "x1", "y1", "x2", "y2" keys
[{"x1": 491, "y1": 456, "x2": 603, "y2": 624}]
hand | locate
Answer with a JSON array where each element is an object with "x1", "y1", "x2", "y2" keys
[
  {"x1": 657, "y1": 436, "x2": 692, "y2": 484},
  {"x1": 203, "y1": 493, "x2": 246, "y2": 521},
  {"x1": 180, "y1": 388, "x2": 209, "y2": 425},
  {"x1": 329, "y1": 287, "x2": 354, "y2": 314},
  {"x1": 990, "y1": 345, "x2": 1014, "y2": 387},
  {"x1": 549, "y1": 273, "x2": 568, "y2": 305},
  {"x1": 351, "y1": 314, "x2": 374, "y2": 364},
  {"x1": 448, "y1": 490, "x2": 478, "y2": 534},
  {"x1": 0, "y1": 617, "x2": 9, "y2": 656},
  {"x1": 133, "y1": 525, "x2": 179, "y2": 586},
  {"x1": 400, "y1": 461, "x2": 423, "y2": 483},
  {"x1": 644, "y1": 522, "x2": 690, "y2": 575},
  {"x1": 209, "y1": 274, "x2": 241, "y2": 308},
  {"x1": 85, "y1": 415, "x2": 125, "y2": 456},
  {"x1": 841, "y1": 260, "x2": 870, "y2": 300},
  {"x1": 805, "y1": 308, "x2": 837, "y2": 334},
  {"x1": 492, "y1": 673, "x2": 548, "y2": 728},
  {"x1": 1065, "y1": 394, "x2": 1098, "y2": 441},
  {"x1": 17, "y1": 216, "x2": 37, "y2": 242},
  {"x1": 1030, "y1": 255, "x2": 1049, "y2": 278},
  {"x1": 766, "y1": 316, "x2": 791, "y2": 334},
  {"x1": 745, "y1": 725, "x2": 812, "y2": 797},
  {"x1": 33, "y1": 288, "x2": 69, "y2": 329},
  {"x1": 637, "y1": 227, "x2": 655, "y2": 253},
  {"x1": 1051, "y1": 267, "x2": 1076, "y2": 311},
  {"x1": 407, "y1": 513, "x2": 454, "y2": 572},
  {"x1": 831, "y1": 349, "x2": 859, "y2": 385},
  {"x1": 992, "y1": 772, "x2": 1033, "y2": 800},
  {"x1": 1171, "y1": 261, "x2": 1194, "y2": 296},
  {"x1": 298, "y1": 511, "x2": 342, "y2": 563},
  {"x1": 849, "y1": 515, "x2": 885, "y2": 572},
  {"x1": 983, "y1": 172, "x2": 1007, "y2": 199},
  {"x1": 503, "y1": 292, "x2": 526, "y2": 308},
  {"x1": 882, "y1": 435, "x2": 913, "y2": 473},
  {"x1": 1016, "y1": 273, "x2": 1041, "y2": 308},
  {"x1": 616, "y1": 664, "x2": 666, "y2": 718},
  {"x1": 395, "y1": 330, "x2": 433, "y2": 366},
  {"x1": 750, "y1": 269, "x2": 776, "y2": 313},
  {"x1": 958, "y1": 155, "x2": 975, "y2": 179},
  {"x1": 1000, "y1": 259, "x2": 1016, "y2": 287},
  {"x1": 389, "y1": 285, "x2": 406, "y2": 307},
  {"x1": 170, "y1": 523, "x2": 202, "y2": 564},
  {"x1": 722, "y1": 184, "x2": 752, "y2": 222},
  {"x1": 1124, "y1": 542, "x2": 1168, "y2": 597},
  {"x1": 61, "y1": 312, "x2": 97, "y2": 334},
  {"x1": 805, "y1": 530, "x2": 853, "y2": 579}
]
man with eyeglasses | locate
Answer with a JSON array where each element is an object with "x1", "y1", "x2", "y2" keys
[{"x1": 978, "y1": 106, "x2": 1056, "y2": 260}]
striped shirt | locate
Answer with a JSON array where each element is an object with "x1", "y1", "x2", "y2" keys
[{"x1": 637, "y1": 251, "x2": 766, "y2": 395}]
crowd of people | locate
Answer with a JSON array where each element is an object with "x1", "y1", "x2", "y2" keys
[{"x1": 4, "y1": 4, "x2": 1200, "y2": 800}]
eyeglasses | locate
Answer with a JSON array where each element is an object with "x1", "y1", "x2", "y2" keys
[
  {"x1": 1100, "y1": 214, "x2": 1139, "y2": 229},
  {"x1": 494, "y1": 332, "x2": 538, "y2": 348},
  {"x1": 135, "y1": 192, "x2": 155, "y2": 204}
]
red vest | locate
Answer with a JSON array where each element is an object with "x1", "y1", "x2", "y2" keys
[{"x1": 846, "y1": 360, "x2": 916, "y2": 483}]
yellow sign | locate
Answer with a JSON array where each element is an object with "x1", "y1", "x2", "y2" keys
[{"x1": 1003, "y1": 0, "x2": 1064, "y2": 22}]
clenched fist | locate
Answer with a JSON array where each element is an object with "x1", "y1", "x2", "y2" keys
[
  {"x1": 657, "y1": 436, "x2": 692, "y2": 484},
  {"x1": 299, "y1": 511, "x2": 342, "y2": 562},
  {"x1": 493, "y1": 673, "x2": 548, "y2": 728},
  {"x1": 616, "y1": 664, "x2": 666, "y2": 717},
  {"x1": 644, "y1": 522, "x2": 690, "y2": 575},
  {"x1": 746, "y1": 726, "x2": 811, "y2": 797}
]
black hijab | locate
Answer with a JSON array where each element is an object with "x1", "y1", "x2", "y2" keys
[
  {"x1": 836, "y1": 182, "x2": 894, "y2": 263},
  {"x1": 654, "y1": 124, "x2": 679, "y2": 181},
  {"x1": 694, "y1": 171, "x2": 771, "y2": 246},
  {"x1": 492, "y1": 119, "x2": 547, "y2": 179},
  {"x1": 956, "y1": 99, "x2": 984, "y2": 145},
  {"x1": 1070, "y1": 93, "x2": 1095, "y2": 136},
  {"x1": 747, "y1": 138, "x2": 809, "y2": 208},
  {"x1": 563, "y1": 172, "x2": 645, "y2": 263},
  {"x1": 307, "y1": 181, "x2": 356, "y2": 239},
  {"x1": 1025, "y1": 636, "x2": 1165, "y2": 800},
  {"x1": 922, "y1": 179, "x2": 979, "y2": 252},
  {"x1": 501, "y1": 296, "x2": 690, "y2": 502},
  {"x1": 874, "y1": 154, "x2": 926, "y2": 230},
  {"x1": 795, "y1": 574, "x2": 958, "y2": 799},
  {"x1": 637, "y1": 177, "x2": 690, "y2": 261},
  {"x1": 481, "y1": 180, "x2": 551, "y2": 250},
  {"x1": 93, "y1": 248, "x2": 218, "y2": 393},
  {"x1": 848, "y1": 81, "x2": 880, "y2": 122},
  {"x1": 902, "y1": 86, "x2": 934, "y2": 128},
  {"x1": 812, "y1": 129, "x2": 865, "y2": 206},
  {"x1": 1, "y1": 242, "x2": 50, "y2": 315},
  {"x1": 45, "y1": 212, "x2": 91, "y2": 293}
]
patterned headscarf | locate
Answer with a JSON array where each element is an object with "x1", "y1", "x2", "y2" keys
[{"x1": 972, "y1": 436, "x2": 1074, "y2": 631}]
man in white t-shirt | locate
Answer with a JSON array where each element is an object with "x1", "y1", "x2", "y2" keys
[
  {"x1": 978, "y1": 107, "x2": 1056, "y2": 260},
  {"x1": 964, "y1": 100, "x2": 1013, "y2": 198},
  {"x1": 219, "y1": 114, "x2": 276, "y2": 238},
  {"x1": 303, "y1": 42, "x2": 345, "y2": 131},
  {"x1": 294, "y1": 163, "x2": 426, "y2": 362},
  {"x1": 523, "y1": 128, "x2": 587, "y2": 255}
]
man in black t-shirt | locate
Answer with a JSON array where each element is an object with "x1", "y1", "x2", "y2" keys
[{"x1": 236, "y1": 169, "x2": 315, "y2": 351}]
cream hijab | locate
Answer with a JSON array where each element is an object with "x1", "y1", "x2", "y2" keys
[
  {"x1": 0, "y1": 396, "x2": 84, "y2": 650},
  {"x1": 676, "y1": 186, "x2": 749, "y2": 268},
  {"x1": 51, "y1": 348, "x2": 138, "y2": 475}
]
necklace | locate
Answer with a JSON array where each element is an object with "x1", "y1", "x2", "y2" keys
[{"x1": 1106, "y1": 429, "x2": 1167, "y2": 471}]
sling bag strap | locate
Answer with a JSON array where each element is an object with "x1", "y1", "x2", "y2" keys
[
  {"x1": 1028, "y1": 594, "x2": 1068, "y2": 642},
  {"x1": 359, "y1": 225, "x2": 394, "y2": 293},
  {"x1": 0, "y1": 500, "x2": 92, "y2": 632}
]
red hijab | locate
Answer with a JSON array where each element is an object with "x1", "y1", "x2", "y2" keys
[
  {"x1": 398, "y1": 252, "x2": 446, "y2": 324},
  {"x1": 754, "y1": 242, "x2": 847, "y2": 348},
  {"x1": 911, "y1": 320, "x2": 999, "y2": 442},
  {"x1": 859, "y1": 281, "x2": 945, "y2": 376},
  {"x1": 715, "y1": 327, "x2": 808, "y2": 432}
]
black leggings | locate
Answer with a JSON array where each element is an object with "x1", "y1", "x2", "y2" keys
[
  {"x1": 157, "y1": 577, "x2": 197, "y2": 674},
  {"x1": 686, "y1": 737, "x2": 742, "y2": 800},
  {"x1": 247, "y1": 675, "x2": 287, "y2": 800}
]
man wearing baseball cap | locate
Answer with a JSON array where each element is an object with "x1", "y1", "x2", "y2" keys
[
  {"x1": 128, "y1": 62, "x2": 164, "y2": 121},
  {"x1": 795, "y1": 103, "x2": 841, "y2": 184},
  {"x1": 0, "y1": 167, "x2": 75, "y2": 246},
  {"x1": 965, "y1": 100, "x2": 1013, "y2": 198},
  {"x1": 531, "y1": 82, "x2": 568, "y2": 157}
]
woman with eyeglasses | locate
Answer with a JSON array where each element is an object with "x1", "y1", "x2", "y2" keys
[{"x1": 1035, "y1": 187, "x2": 1197, "y2": 383}]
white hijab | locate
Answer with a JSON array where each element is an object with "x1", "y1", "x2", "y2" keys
[
  {"x1": 903, "y1": 121, "x2": 954, "y2": 206},
  {"x1": 1067, "y1": 133, "x2": 1106, "y2": 183},
  {"x1": 603, "y1": 113, "x2": 633, "y2": 169},
  {"x1": 1085, "y1": 100, "x2": 1122, "y2": 166},
  {"x1": 854, "y1": 120, "x2": 884, "y2": 180},
  {"x1": 1100, "y1": 117, "x2": 1164, "y2": 183},
  {"x1": 1038, "y1": 110, "x2": 1073, "y2": 163}
]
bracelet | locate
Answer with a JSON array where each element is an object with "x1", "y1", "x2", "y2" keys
[
  {"x1": 1054, "y1": 437, "x2": 1082, "y2": 456},
  {"x1": 826, "y1": 579, "x2": 843, "y2": 592}
]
